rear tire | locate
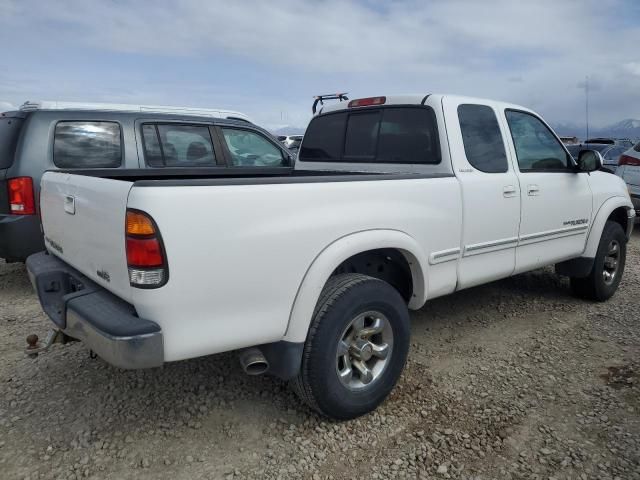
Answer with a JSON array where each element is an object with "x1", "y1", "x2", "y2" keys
[
  {"x1": 291, "y1": 274, "x2": 410, "y2": 420},
  {"x1": 570, "y1": 220, "x2": 626, "y2": 301}
]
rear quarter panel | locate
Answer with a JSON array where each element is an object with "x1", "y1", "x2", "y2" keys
[{"x1": 127, "y1": 177, "x2": 462, "y2": 361}]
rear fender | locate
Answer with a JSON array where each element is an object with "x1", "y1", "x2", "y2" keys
[{"x1": 282, "y1": 229, "x2": 428, "y2": 344}]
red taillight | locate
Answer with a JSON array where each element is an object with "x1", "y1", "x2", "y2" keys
[
  {"x1": 125, "y1": 209, "x2": 167, "y2": 287},
  {"x1": 8, "y1": 177, "x2": 35, "y2": 215},
  {"x1": 348, "y1": 96, "x2": 386, "y2": 108},
  {"x1": 126, "y1": 237, "x2": 164, "y2": 267},
  {"x1": 619, "y1": 154, "x2": 640, "y2": 167}
]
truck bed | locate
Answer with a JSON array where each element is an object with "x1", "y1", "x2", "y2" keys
[{"x1": 39, "y1": 169, "x2": 462, "y2": 361}]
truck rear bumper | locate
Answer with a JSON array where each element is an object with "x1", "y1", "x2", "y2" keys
[{"x1": 26, "y1": 251, "x2": 163, "y2": 369}]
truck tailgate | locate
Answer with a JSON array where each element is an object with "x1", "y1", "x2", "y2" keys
[{"x1": 40, "y1": 171, "x2": 133, "y2": 302}]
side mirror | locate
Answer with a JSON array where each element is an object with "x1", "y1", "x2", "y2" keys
[{"x1": 576, "y1": 149, "x2": 603, "y2": 172}]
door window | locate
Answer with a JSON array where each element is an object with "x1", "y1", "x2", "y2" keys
[
  {"x1": 505, "y1": 110, "x2": 572, "y2": 172},
  {"x1": 221, "y1": 128, "x2": 286, "y2": 166},
  {"x1": 457, "y1": 104, "x2": 508, "y2": 173},
  {"x1": 54, "y1": 121, "x2": 122, "y2": 168},
  {"x1": 142, "y1": 124, "x2": 216, "y2": 167}
]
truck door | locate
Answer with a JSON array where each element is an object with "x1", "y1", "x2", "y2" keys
[
  {"x1": 503, "y1": 109, "x2": 592, "y2": 273},
  {"x1": 442, "y1": 99, "x2": 521, "y2": 289}
]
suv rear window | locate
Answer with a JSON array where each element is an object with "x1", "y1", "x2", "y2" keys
[
  {"x1": 53, "y1": 121, "x2": 122, "y2": 168},
  {"x1": 299, "y1": 107, "x2": 441, "y2": 164},
  {"x1": 142, "y1": 124, "x2": 216, "y2": 167},
  {"x1": 0, "y1": 116, "x2": 24, "y2": 169}
]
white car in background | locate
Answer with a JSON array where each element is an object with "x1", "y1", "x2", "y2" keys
[
  {"x1": 283, "y1": 135, "x2": 303, "y2": 150},
  {"x1": 617, "y1": 141, "x2": 640, "y2": 219}
]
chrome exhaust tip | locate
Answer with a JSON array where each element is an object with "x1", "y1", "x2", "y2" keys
[{"x1": 239, "y1": 347, "x2": 269, "y2": 376}]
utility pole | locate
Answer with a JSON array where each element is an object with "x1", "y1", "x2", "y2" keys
[{"x1": 585, "y1": 75, "x2": 589, "y2": 140}]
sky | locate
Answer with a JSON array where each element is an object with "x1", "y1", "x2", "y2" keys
[{"x1": 0, "y1": 0, "x2": 639, "y2": 130}]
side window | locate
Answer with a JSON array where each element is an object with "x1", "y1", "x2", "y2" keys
[
  {"x1": 54, "y1": 122, "x2": 122, "y2": 168},
  {"x1": 505, "y1": 110, "x2": 571, "y2": 172},
  {"x1": 141, "y1": 125, "x2": 163, "y2": 166},
  {"x1": 221, "y1": 128, "x2": 285, "y2": 166},
  {"x1": 634, "y1": 142, "x2": 640, "y2": 153},
  {"x1": 457, "y1": 104, "x2": 508, "y2": 173},
  {"x1": 159, "y1": 125, "x2": 215, "y2": 166},
  {"x1": 142, "y1": 124, "x2": 216, "y2": 167}
]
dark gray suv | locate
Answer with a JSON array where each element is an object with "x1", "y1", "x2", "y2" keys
[{"x1": 0, "y1": 105, "x2": 293, "y2": 262}]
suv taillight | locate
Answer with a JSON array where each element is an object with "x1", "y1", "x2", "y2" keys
[
  {"x1": 619, "y1": 154, "x2": 640, "y2": 167},
  {"x1": 8, "y1": 177, "x2": 35, "y2": 215},
  {"x1": 125, "y1": 209, "x2": 168, "y2": 288}
]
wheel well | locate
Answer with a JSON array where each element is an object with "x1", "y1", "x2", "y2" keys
[
  {"x1": 332, "y1": 249, "x2": 413, "y2": 302},
  {"x1": 608, "y1": 207, "x2": 628, "y2": 236}
]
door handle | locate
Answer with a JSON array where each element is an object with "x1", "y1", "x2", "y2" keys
[
  {"x1": 527, "y1": 185, "x2": 540, "y2": 196},
  {"x1": 503, "y1": 185, "x2": 517, "y2": 198}
]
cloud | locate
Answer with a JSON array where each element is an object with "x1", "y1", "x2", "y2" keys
[
  {"x1": 624, "y1": 61, "x2": 640, "y2": 76},
  {"x1": 0, "y1": 0, "x2": 638, "y2": 127}
]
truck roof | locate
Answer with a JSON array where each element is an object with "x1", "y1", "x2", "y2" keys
[
  {"x1": 317, "y1": 94, "x2": 533, "y2": 116},
  {"x1": 19, "y1": 100, "x2": 252, "y2": 123}
]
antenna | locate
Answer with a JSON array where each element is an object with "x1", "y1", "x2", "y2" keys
[{"x1": 585, "y1": 75, "x2": 589, "y2": 140}]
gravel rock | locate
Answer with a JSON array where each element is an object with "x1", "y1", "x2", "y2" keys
[{"x1": 0, "y1": 231, "x2": 639, "y2": 479}]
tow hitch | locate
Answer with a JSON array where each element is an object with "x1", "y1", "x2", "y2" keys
[{"x1": 25, "y1": 329, "x2": 75, "y2": 358}]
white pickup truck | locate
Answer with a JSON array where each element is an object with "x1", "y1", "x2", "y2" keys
[{"x1": 27, "y1": 94, "x2": 635, "y2": 419}]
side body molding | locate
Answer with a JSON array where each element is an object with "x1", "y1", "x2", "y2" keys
[
  {"x1": 283, "y1": 230, "x2": 429, "y2": 343},
  {"x1": 583, "y1": 196, "x2": 634, "y2": 259}
]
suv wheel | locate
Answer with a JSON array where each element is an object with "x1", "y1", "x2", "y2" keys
[
  {"x1": 292, "y1": 274, "x2": 410, "y2": 420},
  {"x1": 570, "y1": 220, "x2": 627, "y2": 301}
]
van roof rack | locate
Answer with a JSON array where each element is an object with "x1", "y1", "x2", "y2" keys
[
  {"x1": 312, "y1": 93, "x2": 349, "y2": 114},
  {"x1": 19, "y1": 100, "x2": 252, "y2": 122}
]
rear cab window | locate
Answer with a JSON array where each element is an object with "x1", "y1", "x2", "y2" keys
[
  {"x1": 53, "y1": 121, "x2": 122, "y2": 168},
  {"x1": 0, "y1": 115, "x2": 25, "y2": 169},
  {"x1": 299, "y1": 107, "x2": 441, "y2": 164}
]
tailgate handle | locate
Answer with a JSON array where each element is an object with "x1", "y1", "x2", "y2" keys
[{"x1": 64, "y1": 195, "x2": 76, "y2": 215}]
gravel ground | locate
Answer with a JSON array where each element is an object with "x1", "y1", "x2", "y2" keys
[{"x1": 1, "y1": 231, "x2": 638, "y2": 480}]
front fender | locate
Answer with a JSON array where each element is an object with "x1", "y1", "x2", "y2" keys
[
  {"x1": 583, "y1": 196, "x2": 634, "y2": 258},
  {"x1": 282, "y1": 229, "x2": 428, "y2": 343}
]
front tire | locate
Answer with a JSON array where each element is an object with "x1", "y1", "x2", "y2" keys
[
  {"x1": 570, "y1": 220, "x2": 627, "y2": 301},
  {"x1": 292, "y1": 274, "x2": 410, "y2": 420}
]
